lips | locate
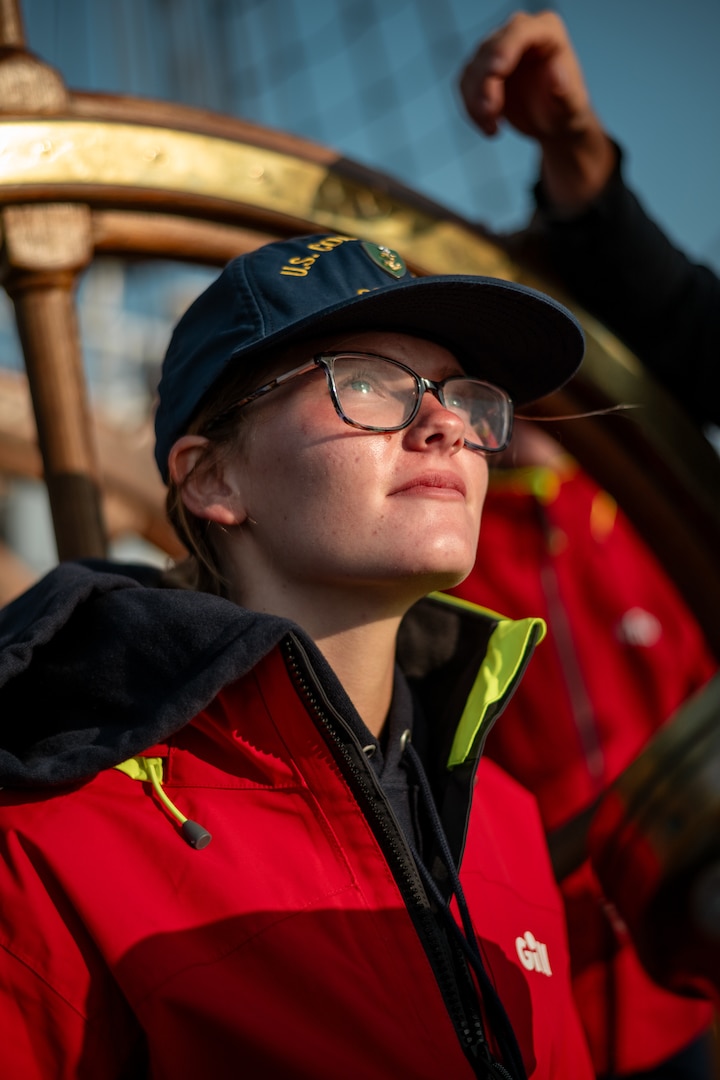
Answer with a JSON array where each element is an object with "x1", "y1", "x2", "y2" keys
[{"x1": 390, "y1": 472, "x2": 467, "y2": 497}]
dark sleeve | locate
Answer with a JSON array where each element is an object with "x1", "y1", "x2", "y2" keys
[{"x1": 532, "y1": 152, "x2": 720, "y2": 427}]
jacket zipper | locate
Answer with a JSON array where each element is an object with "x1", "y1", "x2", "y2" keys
[{"x1": 283, "y1": 633, "x2": 499, "y2": 1078}]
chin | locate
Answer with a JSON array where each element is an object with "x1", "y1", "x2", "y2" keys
[
  {"x1": 380, "y1": 544, "x2": 477, "y2": 597},
  {"x1": 437, "y1": 567, "x2": 473, "y2": 590},
  {"x1": 410, "y1": 563, "x2": 474, "y2": 595},
  {"x1": 429, "y1": 548, "x2": 477, "y2": 588}
]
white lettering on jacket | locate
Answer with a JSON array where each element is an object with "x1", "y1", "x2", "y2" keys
[{"x1": 515, "y1": 930, "x2": 552, "y2": 976}]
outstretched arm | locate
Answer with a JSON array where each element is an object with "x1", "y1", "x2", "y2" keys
[
  {"x1": 459, "y1": 10, "x2": 720, "y2": 427},
  {"x1": 459, "y1": 10, "x2": 616, "y2": 210}
]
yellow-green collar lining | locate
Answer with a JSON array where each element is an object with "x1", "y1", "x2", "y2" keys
[{"x1": 435, "y1": 592, "x2": 546, "y2": 768}]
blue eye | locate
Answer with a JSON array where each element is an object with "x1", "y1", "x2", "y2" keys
[
  {"x1": 444, "y1": 390, "x2": 465, "y2": 410},
  {"x1": 348, "y1": 375, "x2": 376, "y2": 394},
  {"x1": 338, "y1": 368, "x2": 386, "y2": 397}
]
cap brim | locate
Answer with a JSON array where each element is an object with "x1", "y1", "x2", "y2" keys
[{"x1": 228, "y1": 274, "x2": 584, "y2": 405}]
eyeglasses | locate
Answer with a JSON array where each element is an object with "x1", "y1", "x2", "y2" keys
[{"x1": 227, "y1": 351, "x2": 513, "y2": 452}]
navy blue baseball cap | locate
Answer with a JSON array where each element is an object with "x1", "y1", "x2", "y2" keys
[{"x1": 154, "y1": 233, "x2": 584, "y2": 479}]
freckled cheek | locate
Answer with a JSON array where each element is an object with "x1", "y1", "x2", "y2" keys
[
  {"x1": 466, "y1": 461, "x2": 489, "y2": 536},
  {"x1": 471, "y1": 458, "x2": 489, "y2": 498}
]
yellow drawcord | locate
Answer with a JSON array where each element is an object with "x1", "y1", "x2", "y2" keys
[{"x1": 114, "y1": 756, "x2": 212, "y2": 849}]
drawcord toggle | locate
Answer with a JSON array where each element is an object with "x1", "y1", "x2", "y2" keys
[{"x1": 114, "y1": 756, "x2": 212, "y2": 849}]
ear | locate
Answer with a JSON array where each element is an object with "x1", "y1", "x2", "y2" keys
[{"x1": 168, "y1": 435, "x2": 246, "y2": 526}]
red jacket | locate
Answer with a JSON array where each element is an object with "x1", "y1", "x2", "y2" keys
[
  {"x1": 0, "y1": 564, "x2": 593, "y2": 1079},
  {"x1": 450, "y1": 462, "x2": 716, "y2": 1074}
]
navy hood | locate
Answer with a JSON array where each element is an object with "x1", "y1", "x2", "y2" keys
[{"x1": 0, "y1": 561, "x2": 297, "y2": 787}]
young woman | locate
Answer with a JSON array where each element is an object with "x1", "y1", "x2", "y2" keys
[{"x1": 0, "y1": 234, "x2": 593, "y2": 1078}]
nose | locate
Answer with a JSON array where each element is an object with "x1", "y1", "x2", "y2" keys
[{"x1": 403, "y1": 386, "x2": 465, "y2": 453}]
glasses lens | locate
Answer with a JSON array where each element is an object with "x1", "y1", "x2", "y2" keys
[
  {"x1": 331, "y1": 355, "x2": 418, "y2": 429},
  {"x1": 441, "y1": 378, "x2": 511, "y2": 450}
]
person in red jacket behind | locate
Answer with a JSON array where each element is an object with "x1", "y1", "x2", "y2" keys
[
  {"x1": 448, "y1": 420, "x2": 717, "y2": 1079},
  {"x1": 0, "y1": 234, "x2": 594, "y2": 1079}
]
